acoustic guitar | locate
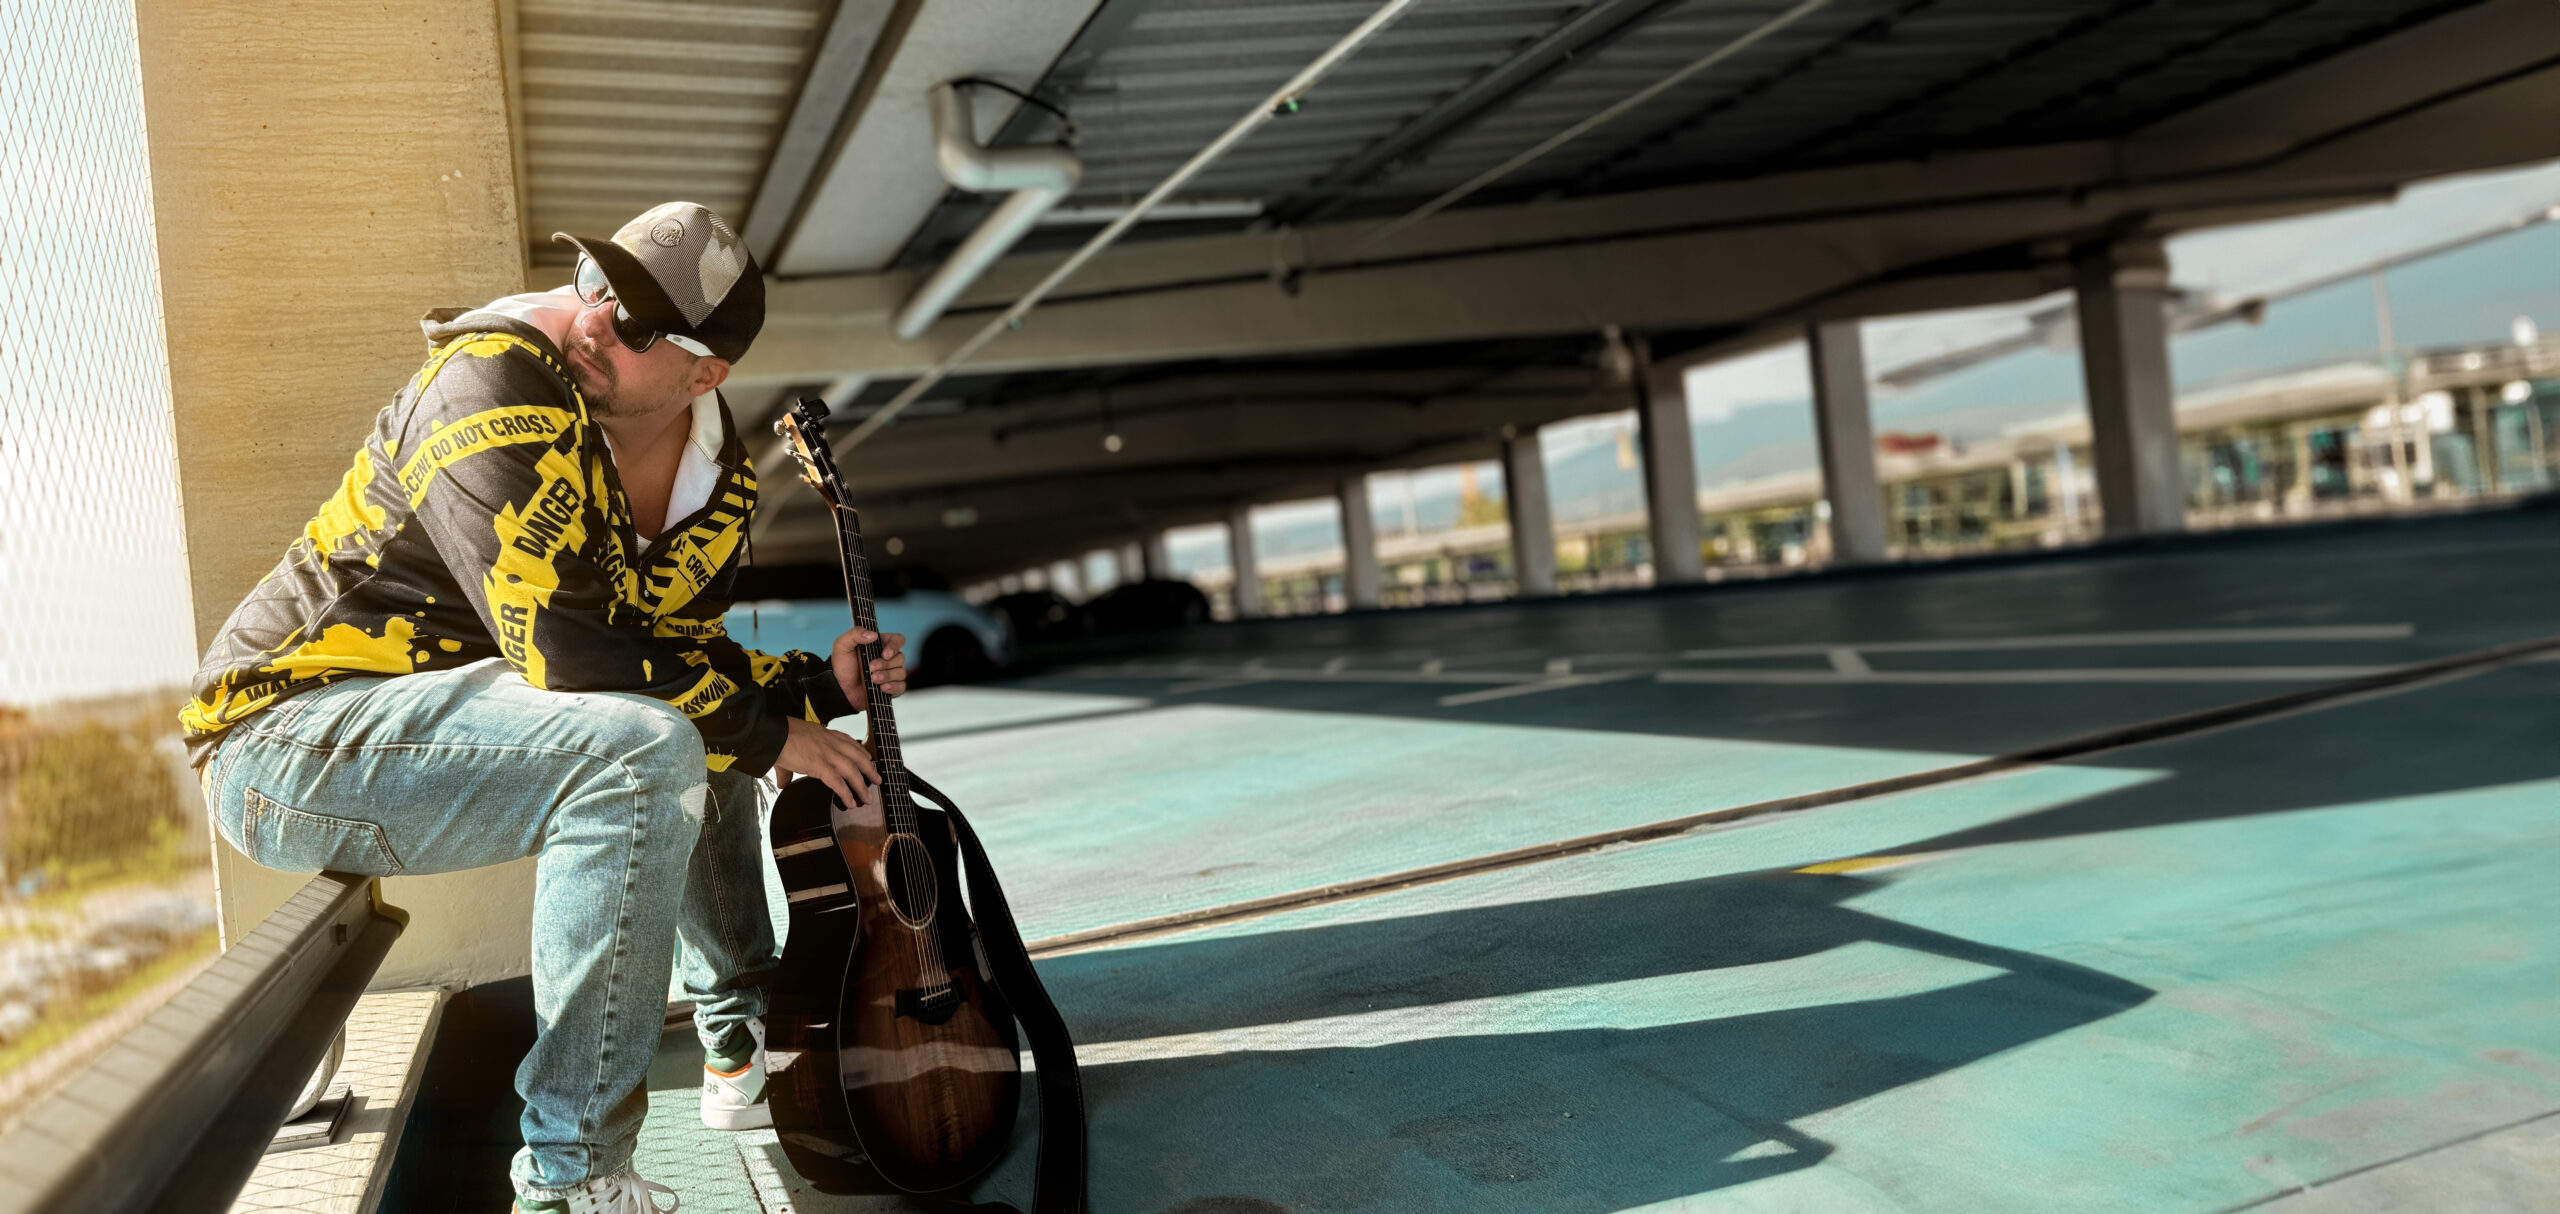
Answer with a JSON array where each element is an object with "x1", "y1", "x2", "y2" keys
[{"x1": 763, "y1": 397, "x2": 1022, "y2": 1194}]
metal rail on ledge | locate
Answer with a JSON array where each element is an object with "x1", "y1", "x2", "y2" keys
[{"x1": 0, "y1": 871, "x2": 408, "y2": 1214}]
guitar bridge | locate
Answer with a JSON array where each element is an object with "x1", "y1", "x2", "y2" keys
[{"x1": 894, "y1": 982, "x2": 961, "y2": 1025}]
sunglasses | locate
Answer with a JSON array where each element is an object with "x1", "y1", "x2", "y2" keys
[{"x1": 573, "y1": 254, "x2": 714, "y2": 358}]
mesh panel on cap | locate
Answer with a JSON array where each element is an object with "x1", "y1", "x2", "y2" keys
[{"x1": 613, "y1": 202, "x2": 747, "y2": 328}]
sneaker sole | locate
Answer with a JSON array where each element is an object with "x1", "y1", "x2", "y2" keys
[{"x1": 702, "y1": 1100, "x2": 772, "y2": 1131}]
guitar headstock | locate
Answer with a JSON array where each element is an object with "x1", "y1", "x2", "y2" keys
[{"x1": 774, "y1": 396, "x2": 844, "y2": 509}]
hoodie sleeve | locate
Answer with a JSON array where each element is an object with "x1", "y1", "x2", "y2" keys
[
  {"x1": 402, "y1": 337, "x2": 803, "y2": 774},
  {"x1": 649, "y1": 600, "x2": 858, "y2": 726}
]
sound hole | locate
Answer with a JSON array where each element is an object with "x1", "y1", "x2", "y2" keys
[{"x1": 880, "y1": 834, "x2": 938, "y2": 927}]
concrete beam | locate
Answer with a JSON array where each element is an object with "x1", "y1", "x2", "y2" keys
[
  {"x1": 750, "y1": 364, "x2": 1623, "y2": 573},
  {"x1": 1631, "y1": 339, "x2": 1703, "y2": 586},
  {"x1": 1502, "y1": 426, "x2": 1556, "y2": 597},
  {"x1": 1226, "y1": 506, "x2": 1263, "y2": 619},
  {"x1": 1807, "y1": 320, "x2": 1889, "y2": 564},
  {"x1": 1338, "y1": 475, "x2": 1382, "y2": 611},
  {"x1": 2074, "y1": 240, "x2": 2186, "y2": 538},
  {"x1": 138, "y1": 0, "x2": 532, "y2": 992}
]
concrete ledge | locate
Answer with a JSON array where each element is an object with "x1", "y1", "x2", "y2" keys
[{"x1": 230, "y1": 989, "x2": 447, "y2": 1214}]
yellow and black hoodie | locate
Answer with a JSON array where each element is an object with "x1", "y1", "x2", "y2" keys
[{"x1": 181, "y1": 305, "x2": 853, "y2": 775}]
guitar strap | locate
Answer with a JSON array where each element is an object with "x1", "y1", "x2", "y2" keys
[{"x1": 908, "y1": 774, "x2": 1088, "y2": 1214}]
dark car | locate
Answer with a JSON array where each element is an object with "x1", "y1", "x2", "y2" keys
[
  {"x1": 1083, "y1": 579, "x2": 1212, "y2": 634},
  {"x1": 987, "y1": 589, "x2": 1089, "y2": 646}
]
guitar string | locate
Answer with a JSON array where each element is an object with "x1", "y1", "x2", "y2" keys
[
  {"x1": 843, "y1": 505, "x2": 951, "y2": 993},
  {"x1": 802, "y1": 421, "x2": 955, "y2": 998}
]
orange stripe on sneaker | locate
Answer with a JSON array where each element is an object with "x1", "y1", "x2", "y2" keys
[{"x1": 707, "y1": 1062, "x2": 754, "y2": 1079}]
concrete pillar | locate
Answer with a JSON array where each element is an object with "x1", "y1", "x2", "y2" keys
[
  {"x1": 1140, "y1": 532, "x2": 1171, "y2": 581},
  {"x1": 1631, "y1": 338, "x2": 1704, "y2": 583},
  {"x1": 1226, "y1": 506, "x2": 1264, "y2": 618},
  {"x1": 1807, "y1": 320, "x2": 1889, "y2": 563},
  {"x1": 138, "y1": 1, "x2": 530, "y2": 990},
  {"x1": 1336, "y1": 475, "x2": 1382, "y2": 610},
  {"x1": 1502, "y1": 426, "x2": 1557, "y2": 597},
  {"x1": 2073, "y1": 240, "x2": 2185, "y2": 537}
]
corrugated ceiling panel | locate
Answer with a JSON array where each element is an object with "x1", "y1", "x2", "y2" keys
[{"x1": 515, "y1": 0, "x2": 828, "y2": 268}]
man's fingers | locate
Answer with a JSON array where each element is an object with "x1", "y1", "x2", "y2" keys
[{"x1": 841, "y1": 736, "x2": 879, "y2": 785}]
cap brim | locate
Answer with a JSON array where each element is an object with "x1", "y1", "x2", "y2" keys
[{"x1": 551, "y1": 232, "x2": 691, "y2": 338}]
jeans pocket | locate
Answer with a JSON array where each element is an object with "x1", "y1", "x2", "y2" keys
[{"x1": 237, "y1": 787, "x2": 404, "y2": 875}]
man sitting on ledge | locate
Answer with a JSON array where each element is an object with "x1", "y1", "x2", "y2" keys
[{"x1": 181, "y1": 201, "x2": 896, "y2": 1214}]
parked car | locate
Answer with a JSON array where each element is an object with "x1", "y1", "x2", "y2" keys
[
  {"x1": 725, "y1": 586, "x2": 1012, "y2": 691},
  {"x1": 985, "y1": 589, "x2": 1088, "y2": 646},
  {"x1": 1083, "y1": 579, "x2": 1211, "y2": 634}
]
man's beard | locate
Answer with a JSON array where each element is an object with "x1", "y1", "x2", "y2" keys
[{"x1": 568, "y1": 340, "x2": 627, "y2": 416}]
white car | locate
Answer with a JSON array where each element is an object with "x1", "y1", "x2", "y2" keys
[{"x1": 724, "y1": 588, "x2": 1012, "y2": 687}]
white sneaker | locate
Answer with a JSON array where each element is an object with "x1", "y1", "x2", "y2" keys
[
  {"x1": 513, "y1": 1168, "x2": 678, "y2": 1213},
  {"x1": 700, "y1": 1016, "x2": 771, "y2": 1130}
]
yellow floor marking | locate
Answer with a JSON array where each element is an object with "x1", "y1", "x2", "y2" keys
[{"x1": 1796, "y1": 853, "x2": 1934, "y2": 874}]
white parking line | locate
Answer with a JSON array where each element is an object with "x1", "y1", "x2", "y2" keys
[
  {"x1": 1656, "y1": 666, "x2": 2397, "y2": 685},
  {"x1": 1827, "y1": 648, "x2": 1872, "y2": 675},
  {"x1": 1674, "y1": 624, "x2": 2413, "y2": 662},
  {"x1": 1436, "y1": 671, "x2": 1643, "y2": 706},
  {"x1": 1097, "y1": 663, "x2": 1530, "y2": 687},
  {"x1": 1165, "y1": 676, "x2": 1272, "y2": 694}
]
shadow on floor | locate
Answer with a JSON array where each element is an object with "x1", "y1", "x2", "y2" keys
[
  {"x1": 381, "y1": 977, "x2": 536, "y2": 1214},
  {"x1": 982, "y1": 870, "x2": 2151, "y2": 1213},
  {"x1": 1889, "y1": 661, "x2": 2560, "y2": 855}
]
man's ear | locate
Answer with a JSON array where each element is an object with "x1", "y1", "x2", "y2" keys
[{"x1": 689, "y1": 356, "x2": 732, "y2": 396}]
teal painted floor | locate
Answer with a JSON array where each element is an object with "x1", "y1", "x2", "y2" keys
[{"x1": 603, "y1": 506, "x2": 2560, "y2": 1213}]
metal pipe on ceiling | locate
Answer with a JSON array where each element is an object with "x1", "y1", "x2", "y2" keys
[
  {"x1": 1332, "y1": 0, "x2": 1834, "y2": 265},
  {"x1": 835, "y1": 0, "x2": 1428, "y2": 451},
  {"x1": 892, "y1": 80, "x2": 1083, "y2": 341}
]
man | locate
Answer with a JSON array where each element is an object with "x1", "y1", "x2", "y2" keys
[{"x1": 183, "y1": 202, "x2": 890, "y2": 1212}]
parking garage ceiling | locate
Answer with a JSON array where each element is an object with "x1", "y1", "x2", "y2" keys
[
  {"x1": 500, "y1": 0, "x2": 2560, "y2": 578},
  {"x1": 519, "y1": 0, "x2": 2486, "y2": 274},
  {"x1": 891, "y1": 0, "x2": 2486, "y2": 267}
]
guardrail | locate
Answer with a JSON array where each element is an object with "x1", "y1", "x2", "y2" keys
[{"x1": 0, "y1": 871, "x2": 407, "y2": 1214}]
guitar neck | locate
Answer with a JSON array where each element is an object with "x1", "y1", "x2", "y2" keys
[{"x1": 830, "y1": 504, "x2": 903, "y2": 776}]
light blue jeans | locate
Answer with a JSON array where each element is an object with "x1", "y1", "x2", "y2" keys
[{"x1": 198, "y1": 660, "x2": 779, "y2": 1199}]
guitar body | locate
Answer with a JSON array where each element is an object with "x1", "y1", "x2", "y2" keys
[
  {"x1": 763, "y1": 396, "x2": 1022, "y2": 1196},
  {"x1": 768, "y1": 777, "x2": 1020, "y2": 1193}
]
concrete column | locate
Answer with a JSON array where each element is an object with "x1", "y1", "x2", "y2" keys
[
  {"x1": 2073, "y1": 240, "x2": 2185, "y2": 536},
  {"x1": 1502, "y1": 426, "x2": 1557, "y2": 597},
  {"x1": 1226, "y1": 506, "x2": 1264, "y2": 618},
  {"x1": 1631, "y1": 338, "x2": 1704, "y2": 583},
  {"x1": 1140, "y1": 532, "x2": 1172, "y2": 581},
  {"x1": 1807, "y1": 320, "x2": 1889, "y2": 563},
  {"x1": 1336, "y1": 475, "x2": 1382, "y2": 610},
  {"x1": 138, "y1": 1, "x2": 530, "y2": 990}
]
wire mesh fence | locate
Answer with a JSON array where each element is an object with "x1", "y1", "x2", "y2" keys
[{"x1": 0, "y1": 0, "x2": 216, "y2": 1123}]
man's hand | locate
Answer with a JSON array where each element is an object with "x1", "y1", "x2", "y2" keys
[
  {"x1": 773, "y1": 716, "x2": 878, "y2": 807},
  {"x1": 829, "y1": 628, "x2": 907, "y2": 712}
]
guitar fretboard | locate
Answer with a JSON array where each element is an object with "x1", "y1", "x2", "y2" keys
[{"x1": 831, "y1": 504, "x2": 911, "y2": 830}]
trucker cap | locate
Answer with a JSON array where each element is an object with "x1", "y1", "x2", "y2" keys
[{"x1": 553, "y1": 201, "x2": 764, "y2": 362}]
